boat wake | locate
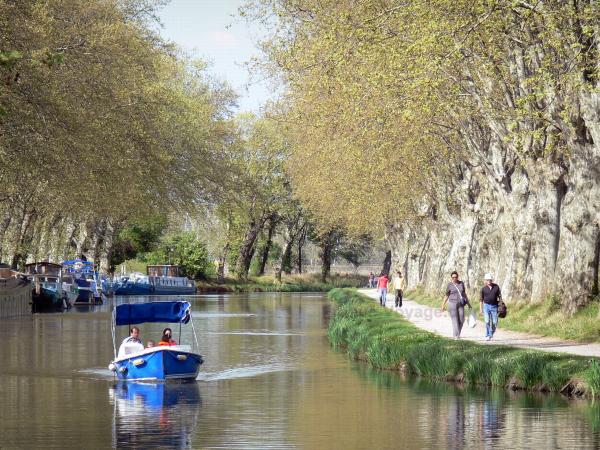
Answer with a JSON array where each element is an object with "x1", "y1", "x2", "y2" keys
[
  {"x1": 197, "y1": 363, "x2": 294, "y2": 381},
  {"x1": 206, "y1": 331, "x2": 304, "y2": 336},
  {"x1": 192, "y1": 313, "x2": 258, "y2": 318}
]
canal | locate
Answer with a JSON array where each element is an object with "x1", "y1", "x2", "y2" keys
[{"x1": 0, "y1": 292, "x2": 599, "y2": 449}]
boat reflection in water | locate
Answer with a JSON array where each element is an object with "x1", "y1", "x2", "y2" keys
[{"x1": 109, "y1": 382, "x2": 202, "y2": 449}]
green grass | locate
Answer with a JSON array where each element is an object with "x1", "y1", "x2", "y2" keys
[
  {"x1": 196, "y1": 273, "x2": 365, "y2": 293},
  {"x1": 406, "y1": 287, "x2": 600, "y2": 343},
  {"x1": 328, "y1": 288, "x2": 600, "y2": 396}
]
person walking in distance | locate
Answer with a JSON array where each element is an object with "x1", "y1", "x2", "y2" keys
[
  {"x1": 393, "y1": 271, "x2": 406, "y2": 308},
  {"x1": 480, "y1": 273, "x2": 501, "y2": 341},
  {"x1": 368, "y1": 272, "x2": 376, "y2": 288},
  {"x1": 377, "y1": 272, "x2": 389, "y2": 307},
  {"x1": 441, "y1": 271, "x2": 469, "y2": 339}
]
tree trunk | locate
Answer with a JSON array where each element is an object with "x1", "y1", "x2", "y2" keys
[
  {"x1": 89, "y1": 220, "x2": 106, "y2": 269},
  {"x1": 0, "y1": 212, "x2": 12, "y2": 262},
  {"x1": 382, "y1": 250, "x2": 392, "y2": 276},
  {"x1": 319, "y1": 230, "x2": 336, "y2": 283},
  {"x1": 281, "y1": 240, "x2": 293, "y2": 275},
  {"x1": 11, "y1": 207, "x2": 36, "y2": 269},
  {"x1": 235, "y1": 217, "x2": 266, "y2": 280},
  {"x1": 296, "y1": 225, "x2": 307, "y2": 273},
  {"x1": 258, "y1": 217, "x2": 277, "y2": 276},
  {"x1": 99, "y1": 220, "x2": 116, "y2": 275},
  {"x1": 217, "y1": 241, "x2": 229, "y2": 283}
]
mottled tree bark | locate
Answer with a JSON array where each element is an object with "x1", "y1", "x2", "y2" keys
[{"x1": 258, "y1": 216, "x2": 278, "y2": 276}]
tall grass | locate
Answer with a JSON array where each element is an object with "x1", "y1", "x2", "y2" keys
[
  {"x1": 328, "y1": 288, "x2": 600, "y2": 396},
  {"x1": 196, "y1": 273, "x2": 365, "y2": 293},
  {"x1": 585, "y1": 360, "x2": 600, "y2": 397}
]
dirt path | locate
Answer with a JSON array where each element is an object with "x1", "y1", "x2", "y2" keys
[{"x1": 359, "y1": 289, "x2": 600, "y2": 358}]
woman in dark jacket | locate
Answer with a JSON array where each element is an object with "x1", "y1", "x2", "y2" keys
[{"x1": 441, "y1": 271, "x2": 469, "y2": 339}]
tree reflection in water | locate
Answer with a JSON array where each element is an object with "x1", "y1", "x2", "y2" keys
[{"x1": 109, "y1": 382, "x2": 201, "y2": 449}]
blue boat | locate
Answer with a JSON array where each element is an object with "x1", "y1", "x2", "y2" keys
[
  {"x1": 108, "y1": 301, "x2": 203, "y2": 382},
  {"x1": 113, "y1": 265, "x2": 196, "y2": 296},
  {"x1": 62, "y1": 259, "x2": 103, "y2": 304}
]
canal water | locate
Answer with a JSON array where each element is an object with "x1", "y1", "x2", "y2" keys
[{"x1": 0, "y1": 292, "x2": 599, "y2": 449}]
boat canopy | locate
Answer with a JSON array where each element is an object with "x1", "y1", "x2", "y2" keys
[
  {"x1": 115, "y1": 301, "x2": 191, "y2": 326},
  {"x1": 62, "y1": 259, "x2": 95, "y2": 273}
]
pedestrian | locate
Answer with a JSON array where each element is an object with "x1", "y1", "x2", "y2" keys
[
  {"x1": 368, "y1": 271, "x2": 376, "y2": 288},
  {"x1": 441, "y1": 271, "x2": 469, "y2": 339},
  {"x1": 376, "y1": 272, "x2": 389, "y2": 307},
  {"x1": 480, "y1": 273, "x2": 501, "y2": 341},
  {"x1": 393, "y1": 270, "x2": 406, "y2": 308}
]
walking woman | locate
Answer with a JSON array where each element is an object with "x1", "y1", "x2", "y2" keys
[
  {"x1": 376, "y1": 272, "x2": 389, "y2": 307},
  {"x1": 441, "y1": 271, "x2": 469, "y2": 339}
]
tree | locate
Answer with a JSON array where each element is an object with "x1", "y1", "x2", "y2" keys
[{"x1": 0, "y1": 0, "x2": 234, "y2": 268}]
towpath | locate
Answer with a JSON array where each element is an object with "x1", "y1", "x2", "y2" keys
[{"x1": 359, "y1": 289, "x2": 600, "y2": 358}]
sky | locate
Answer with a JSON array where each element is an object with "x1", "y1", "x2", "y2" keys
[{"x1": 157, "y1": 0, "x2": 273, "y2": 113}]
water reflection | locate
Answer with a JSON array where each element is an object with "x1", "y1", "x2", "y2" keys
[
  {"x1": 2, "y1": 293, "x2": 600, "y2": 449},
  {"x1": 349, "y1": 364, "x2": 600, "y2": 449},
  {"x1": 109, "y1": 382, "x2": 201, "y2": 449}
]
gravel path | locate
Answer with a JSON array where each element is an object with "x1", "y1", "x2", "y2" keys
[{"x1": 359, "y1": 288, "x2": 600, "y2": 358}]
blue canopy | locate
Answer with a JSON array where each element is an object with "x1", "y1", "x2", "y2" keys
[
  {"x1": 62, "y1": 259, "x2": 94, "y2": 265},
  {"x1": 62, "y1": 259, "x2": 95, "y2": 274},
  {"x1": 115, "y1": 301, "x2": 191, "y2": 326}
]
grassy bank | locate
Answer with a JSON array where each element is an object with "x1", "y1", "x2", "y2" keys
[
  {"x1": 196, "y1": 273, "x2": 365, "y2": 293},
  {"x1": 327, "y1": 288, "x2": 600, "y2": 397},
  {"x1": 406, "y1": 287, "x2": 600, "y2": 343}
]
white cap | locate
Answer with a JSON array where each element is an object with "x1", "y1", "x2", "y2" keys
[{"x1": 484, "y1": 273, "x2": 494, "y2": 280}]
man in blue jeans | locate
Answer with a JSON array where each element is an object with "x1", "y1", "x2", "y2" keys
[{"x1": 480, "y1": 273, "x2": 502, "y2": 341}]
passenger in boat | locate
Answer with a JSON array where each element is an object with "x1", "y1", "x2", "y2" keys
[
  {"x1": 146, "y1": 340, "x2": 155, "y2": 348},
  {"x1": 158, "y1": 327, "x2": 177, "y2": 346},
  {"x1": 122, "y1": 326, "x2": 142, "y2": 345}
]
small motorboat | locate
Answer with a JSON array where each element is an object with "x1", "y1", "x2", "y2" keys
[{"x1": 108, "y1": 301, "x2": 203, "y2": 382}]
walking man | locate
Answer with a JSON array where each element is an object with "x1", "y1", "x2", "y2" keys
[
  {"x1": 480, "y1": 273, "x2": 502, "y2": 341},
  {"x1": 376, "y1": 272, "x2": 389, "y2": 307},
  {"x1": 393, "y1": 271, "x2": 406, "y2": 308}
]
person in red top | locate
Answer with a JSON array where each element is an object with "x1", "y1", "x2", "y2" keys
[
  {"x1": 158, "y1": 327, "x2": 177, "y2": 346},
  {"x1": 376, "y1": 272, "x2": 389, "y2": 307}
]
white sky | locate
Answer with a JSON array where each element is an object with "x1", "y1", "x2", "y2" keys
[{"x1": 157, "y1": 0, "x2": 272, "y2": 113}]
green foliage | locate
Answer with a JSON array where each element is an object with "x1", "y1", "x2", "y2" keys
[
  {"x1": 245, "y1": 0, "x2": 600, "y2": 238},
  {"x1": 585, "y1": 360, "x2": 600, "y2": 397},
  {"x1": 144, "y1": 231, "x2": 214, "y2": 280},
  {"x1": 111, "y1": 215, "x2": 168, "y2": 267},
  {"x1": 0, "y1": 50, "x2": 22, "y2": 69},
  {"x1": 0, "y1": 0, "x2": 234, "y2": 268},
  {"x1": 336, "y1": 235, "x2": 373, "y2": 269}
]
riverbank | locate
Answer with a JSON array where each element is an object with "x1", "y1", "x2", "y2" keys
[
  {"x1": 406, "y1": 287, "x2": 600, "y2": 343},
  {"x1": 196, "y1": 273, "x2": 365, "y2": 293},
  {"x1": 327, "y1": 288, "x2": 600, "y2": 397}
]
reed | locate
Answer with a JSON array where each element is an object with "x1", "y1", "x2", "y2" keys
[
  {"x1": 585, "y1": 360, "x2": 600, "y2": 397},
  {"x1": 328, "y1": 288, "x2": 600, "y2": 397}
]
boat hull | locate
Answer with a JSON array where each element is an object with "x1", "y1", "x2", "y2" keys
[
  {"x1": 114, "y1": 283, "x2": 196, "y2": 296},
  {"x1": 32, "y1": 287, "x2": 63, "y2": 312},
  {"x1": 112, "y1": 348, "x2": 203, "y2": 381}
]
